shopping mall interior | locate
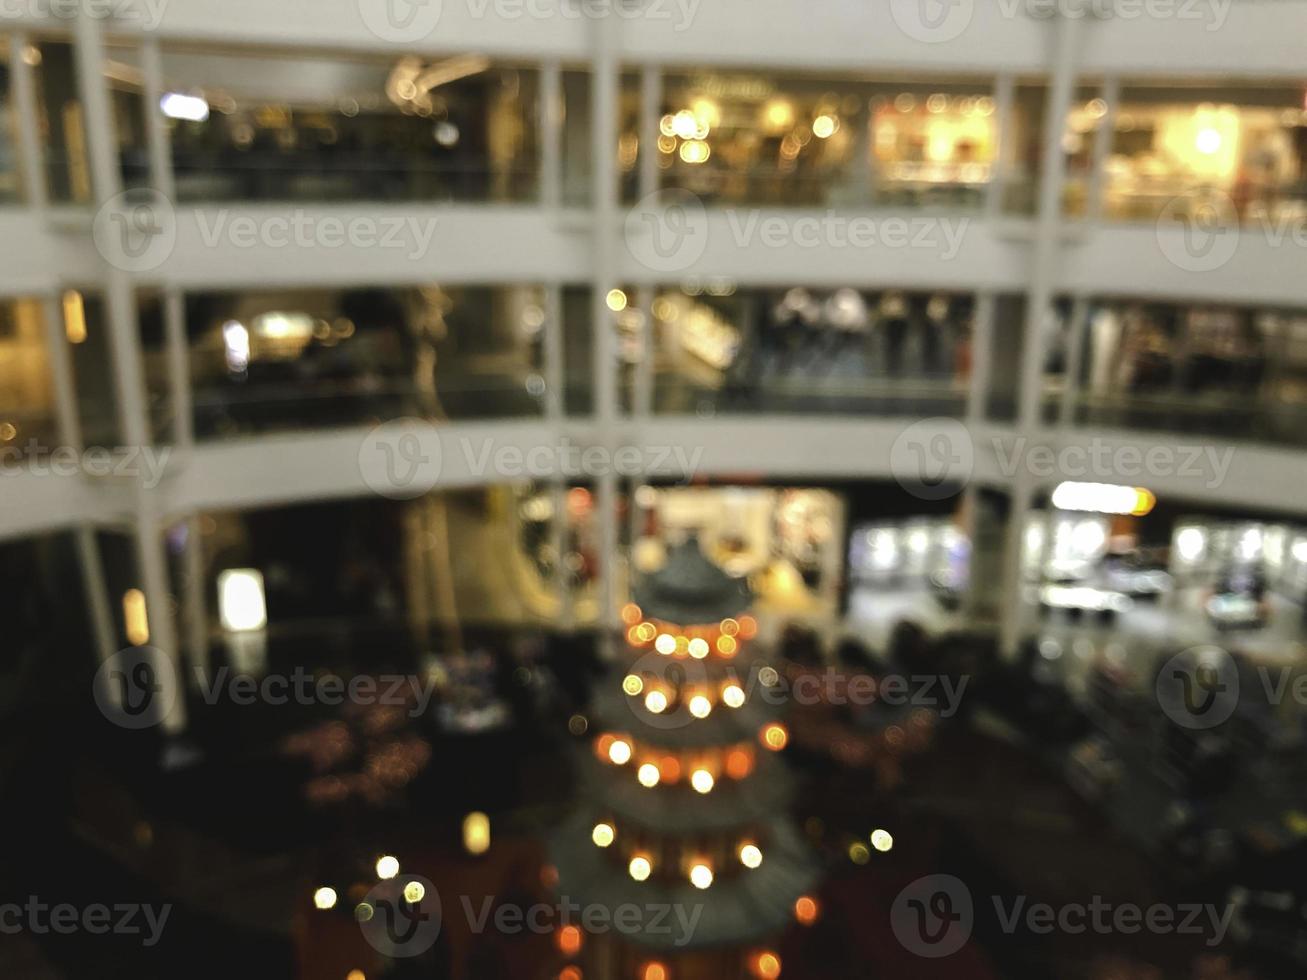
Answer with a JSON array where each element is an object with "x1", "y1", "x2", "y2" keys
[{"x1": 3, "y1": 2, "x2": 1307, "y2": 978}]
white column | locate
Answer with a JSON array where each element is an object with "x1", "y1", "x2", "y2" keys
[
  {"x1": 1017, "y1": 16, "x2": 1080, "y2": 431},
  {"x1": 1086, "y1": 76, "x2": 1120, "y2": 223},
  {"x1": 181, "y1": 515, "x2": 208, "y2": 677},
  {"x1": 140, "y1": 37, "x2": 175, "y2": 199},
  {"x1": 986, "y1": 74, "x2": 1016, "y2": 219},
  {"x1": 638, "y1": 65, "x2": 661, "y2": 200},
  {"x1": 75, "y1": 526, "x2": 117, "y2": 666},
  {"x1": 41, "y1": 293, "x2": 83, "y2": 450},
  {"x1": 1059, "y1": 296, "x2": 1089, "y2": 426},
  {"x1": 163, "y1": 287, "x2": 192, "y2": 446},
  {"x1": 542, "y1": 283, "x2": 565, "y2": 421},
  {"x1": 10, "y1": 34, "x2": 47, "y2": 209},
  {"x1": 967, "y1": 293, "x2": 995, "y2": 422},
  {"x1": 998, "y1": 476, "x2": 1035, "y2": 658},
  {"x1": 135, "y1": 499, "x2": 187, "y2": 733},
  {"x1": 591, "y1": 15, "x2": 621, "y2": 630},
  {"x1": 540, "y1": 60, "x2": 562, "y2": 209}
]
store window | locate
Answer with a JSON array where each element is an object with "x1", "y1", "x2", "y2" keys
[
  {"x1": 0, "y1": 298, "x2": 57, "y2": 458},
  {"x1": 557, "y1": 69, "x2": 641, "y2": 207},
  {"x1": 1105, "y1": 83, "x2": 1307, "y2": 223},
  {"x1": 872, "y1": 82, "x2": 997, "y2": 210},
  {"x1": 0, "y1": 38, "x2": 21, "y2": 202},
  {"x1": 32, "y1": 38, "x2": 92, "y2": 204},
  {"x1": 648, "y1": 285, "x2": 973, "y2": 418},
  {"x1": 1072, "y1": 299, "x2": 1307, "y2": 446},
  {"x1": 659, "y1": 72, "x2": 873, "y2": 207},
  {"x1": 159, "y1": 47, "x2": 540, "y2": 203},
  {"x1": 185, "y1": 285, "x2": 547, "y2": 439}
]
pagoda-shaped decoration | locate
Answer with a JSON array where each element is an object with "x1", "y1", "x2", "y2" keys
[{"x1": 552, "y1": 534, "x2": 820, "y2": 980}]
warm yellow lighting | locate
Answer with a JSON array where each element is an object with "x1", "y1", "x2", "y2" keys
[
  {"x1": 123, "y1": 589, "x2": 149, "y2": 645},
  {"x1": 591, "y1": 823, "x2": 615, "y2": 848},
  {"x1": 759, "y1": 667, "x2": 779, "y2": 687},
  {"x1": 795, "y1": 895, "x2": 820, "y2": 925},
  {"x1": 678, "y1": 140, "x2": 710, "y2": 164},
  {"x1": 720, "y1": 618, "x2": 740, "y2": 636},
  {"x1": 621, "y1": 602, "x2": 642, "y2": 625},
  {"x1": 463, "y1": 812, "x2": 491, "y2": 855},
  {"x1": 739, "y1": 843, "x2": 763, "y2": 869},
  {"x1": 63, "y1": 289, "x2": 87, "y2": 344},
  {"x1": 654, "y1": 633, "x2": 677, "y2": 655},
  {"x1": 629, "y1": 855, "x2": 652, "y2": 881},
  {"x1": 606, "y1": 289, "x2": 628, "y2": 312},
  {"x1": 375, "y1": 855, "x2": 400, "y2": 880},
  {"x1": 812, "y1": 114, "x2": 839, "y2": 139},
  {"x1": 403, "y1": 881, "x2": 425, "y2": 903},
  {"x1": 1051, "y1": 481, "x2": 1155, "y2": 516},
  {"x1": 722, "y1": 684, "x2": 746, "y2": 709},
  {"x1": 636, "y1": 622, "x2": 657, "y2": 643},
  {"x1": 690, "y1": 769, "x2": 714, "y2": 794},
  {"x1": 659, "y1": 114, "x2": 676, "y2": 137},
  {"x1": 751, "y1": 951, "x2": 782, "y2": 979},
  {"x1": 608, "y1": 739, "x2": 632, "y2": 765},
  {"x1": 218, "y1": 568, "x2": 268, "y2": 632},
  {"x1": 1195, "y1": 126, "x2": 1223, "y2": 155},
  {"x1": 637, "y1": 763, "x2": 661, "y2": 788},
  {"x1": 644, "y1": 690, "x2": 668, "y2": 714},
  {"x1": 762, "y1": 99, "x2": 795, "y2": 133},
  {"x1": 313, "y1": 887, "x2": 337, "y2": 910},
  {"x1": 671, "y1": 109, "x2": 699, "y2": 139},
  {"x1": 871, "y1": 829, "x2": 894, "y2": 853},
  {"x1": 623, "y1": 674, "x2": 645, "y2": 696},
  {"x1": 641, "y1": 962, "x2": 668, "y2": 980},
  {"x1": 689, "y1": 863, "x2": 713, "y2": 889},
  {"x1": 347, "y1": 971, "x2": 366, "y2": 980},
  {"x1": 687, "y1": 637, "x2": 710, "y2": 659},
  {"x1": 716, "y1": 635, "x2": 737, "y2": 656},
  {"x1": 848, "y1": 842, "x2": 870, "y2": 865},
  {"x1": 688, "y1": 695, "x2": 712, "y2": 719},
  {"x1": 762, "y1": 723, "x2": 789, "y2": 751}
]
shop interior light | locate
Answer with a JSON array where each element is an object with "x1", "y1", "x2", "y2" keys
[
  {"x1": 1051, "y1": 481, "x2": 1155, "y2": 516},
  {"x1": 160, "y1": 92, "x2": 210, "y2": 122},
  {"x1": 218, "y1": 568, "x2": 267, "y2": 632}
]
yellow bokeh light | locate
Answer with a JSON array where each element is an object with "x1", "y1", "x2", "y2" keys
[
  {"x1": 645, "y1": 690, "x2": 668, "y2": 714},
  {"x1": 871, "y1": 829, "x2": 894, "y2": 853},
  {"x1": 637, "y1": 763, "x2": 661, "y2": 788},
  {"x1": 403, "y1": 881, "x2": 425, "y2": 903},
  {"x1": 654, "y1": 633, "x2": 677, "y2": 655},
  {"x1": 375, "y1": 855, "x2": 400, "y2": 880},
  {"x1": 687, "y1": 637, "x2": 710, "y2": 659},
  {"x1": 623, "y1": 674, "x2": 645, "y2": 696},
  {"x1": 690, "y1": 769, "x2": 714, "y2": 794},
  {"x1": 739, "y1": 843, "x2": 763, "y2": 869},
  {"x1": 688, "y1": 695, "x2": 712, "y2": 719},
  {"x1": 722, "y1": 684, "x2": 746, "y2": 708},
  {"x1": 629, "y1": 855, "x2": 652, "y2": 881},
  {"x1": 592, "y1": 822, "x2": 615, "y2": 847},
  {"x1": 609, "y1": 739, "x2": 632, "y2": 765},
  {"x1": 606, "y1": 289, "x2": 628, "y2": 312},
  {"x1": 313, "y1": 887, "x2": 337, "y2": 910},
  {"x1": 689, "y1": 863, "x2": 713, "y2": 889}
]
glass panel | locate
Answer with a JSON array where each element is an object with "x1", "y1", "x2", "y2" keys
[
  {"x1": 1106, "y1": 82, "x2": 1307, "y2": 224},
  {"x1": 651, "y1": 285, "x2": 972, "y2": 417},
  {"x1": 1062, "y1": 85, "x2": 1108, "y2": 218},
  {"x1": 1075, "y1": 300, "x2": 1307, "y2": 446},
  {"x1": 105, "y1": 44, "x2": 151, "y2": 192},
  {"x1": 0, "y1": 297, "x2": 56, "y2": 457},
  {"x1": 161, "y1": 47, "x2": 540, "y2": 203},
  {"x1": 33, "y1": 39, "x2": 92, "y2": 204},
  {"x1": 987, "y1": 293, "x2": 1026, "y2": 422},
  {"x1": 1001, "y1": 82, "x2": 1047, "y2": 215},
  {"x1": 65, "y1": 290, "x2": 123, "y2": 449},
  {"x1": 186, "y1": 286, "x2": 546, "y2": 439},
  {"x1": 0, "y1": 39, "x2": 22, "y2": 202},
  {"x1": 563, "y1": 285, "x2": 593, "y2": 417}
]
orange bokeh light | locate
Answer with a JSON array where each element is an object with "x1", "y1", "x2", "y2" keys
[
  {"x1": 795, "y1": 895, "x2": 819, "y2": 925},
  {"x1": 559, "y1": 968, "x2": 582, "y2": 980},
  {"x1": 641, "y1": 964, "x2": 668, "y2": 980},
  {"x1": 761, "y1": 723, "x2": 789, "y2": 751},
  {"x1": 725, "y1": 747, "x2": 753, "y2": 779},
  {"x1": 557, "y1": 925, "x2": 582, "y2": 956},
  {"x1": 751, "y1": 951, "x2": 782, "y2": 979},
  {"x1": 659, "y1": 756, "x2": 682, "y2": 783}
]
